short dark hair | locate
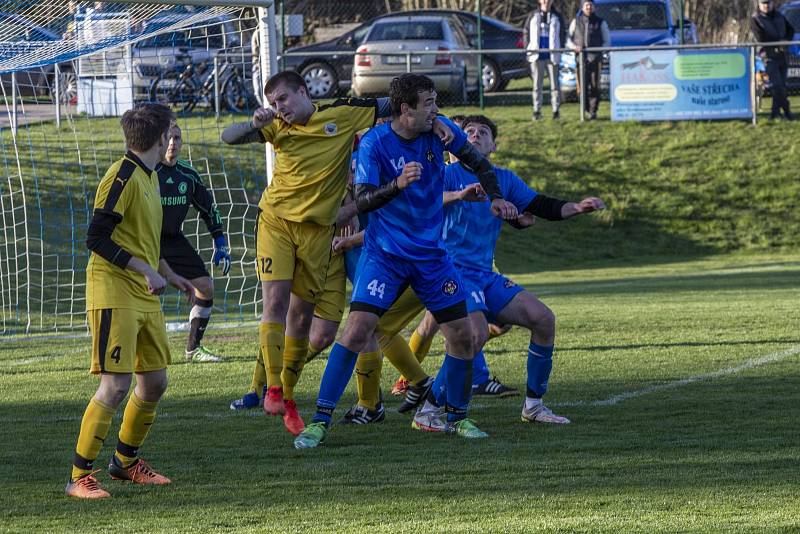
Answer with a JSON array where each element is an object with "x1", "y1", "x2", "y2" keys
[
  {"x1": 461, "y1": 114, "x2": 498, "y2": 140},
  {"x1": 120, "y1": 103, "x2": 174, "y2": 152},
  {"x1": 264, "y1": 70, "x2": 307, "y2": 96},
  {"x1": 389, "y1": 74, "x2": 436, "y2": 115},
  {"x1": 450, "y1": 114, "x2": 466, "y2": 126}
]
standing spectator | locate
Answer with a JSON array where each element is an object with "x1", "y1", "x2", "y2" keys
[
  {"x1": 567, "y1": 0, "x2": 610, "y2": 120},
  {"x1": 751, "y1": 0, "x2": 795, "y2": 120},
  {"x1": 525, "y1": 0, "x2": 565, "y2": 121}
]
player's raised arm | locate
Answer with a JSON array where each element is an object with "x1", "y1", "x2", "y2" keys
[
  {"x1": 450, "y1": 142, "x2": 517, "y2": 220},
  {"x1": 355, "y1": 161, "x2": 421, "y2": 213},
  {"x1": 443, "y1": 184, "x2": 486, "y2": 205},
  {"x1": 220, "y1": 107, "x2": 274, "y2": 145}
]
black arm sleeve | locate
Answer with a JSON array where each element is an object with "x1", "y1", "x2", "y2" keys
[
  {"x1": 189, "y1": 175, "x2": 224, "y2": 239},
  {"x1": 355, "y1": 182, "x2": 401, "y2": 213},
  {"x1": 452, "y1": 142, "x2": 503, "y2": 201},
  {"x1": 524, "y1": 194, "x2": 568, "y2": 221},
  {"x1": 221, "y1": 121, "x2": 265, "y2": 145},
  {"x1": 505, "y1": 218, "x2": 527, "y2": 230},
  {"x1": 86, "y1": 209, "x2": 133, "y2": 268}
]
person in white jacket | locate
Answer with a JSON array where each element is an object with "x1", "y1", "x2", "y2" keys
[{"x1": 525, "y1": 0, "x2": 565, "y2": 120}]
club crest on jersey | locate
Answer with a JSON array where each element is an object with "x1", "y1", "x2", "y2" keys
[
  {"x1": 504, "y1": 279, "x2": 516, "y2": 288},
  {"x1": 178, "y1": 182, "x2": 188, "y2": 194},
  {"x1": 324, "y1": 122, "x2": 338, "y2": 135},
  {"x1": 426, "y1": 148, "x2": 434, "y2": 162},
  {"x1": 442, "y1": 279, "x2": 459, "y2": 296}
]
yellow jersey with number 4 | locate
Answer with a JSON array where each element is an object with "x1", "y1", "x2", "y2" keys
[{"x1": 86, "y1": 152, "x2": 163, "y2": 312}]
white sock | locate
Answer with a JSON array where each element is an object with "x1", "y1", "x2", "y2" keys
[{"x1": 525, "y1": 397, "x2": 542, "y2": 411}]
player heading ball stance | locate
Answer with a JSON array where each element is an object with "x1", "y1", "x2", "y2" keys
[
  {"x1": 294, "y1": 74, "x2": 519, "y2": 449},
  {"x1": 157, "y1": 122, "x2": 231, "y2": 362},
  {"x1": 413, "y1": 114, "x2": 605, "y2": 430},
  {"x1": 222, "y1": 71, "x2": 452, "y2": 435},
  {"x1": 66, "y1": 104, "x2": 195, "y2": 499}
]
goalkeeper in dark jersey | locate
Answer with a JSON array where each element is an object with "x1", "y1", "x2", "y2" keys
[{"x1": 157, "y1": 123, "x2": 231, "y2": 362}]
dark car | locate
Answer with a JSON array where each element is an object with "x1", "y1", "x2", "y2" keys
[
  {"x1": 0, "y1": 12, "x2": 77, "y2": 104},
  {"x1": 779, "y1": 1, "x2": 800, "y2": 92},
  {"x1": 280, "y1": 10, "x2": 526, "y2": 99}
]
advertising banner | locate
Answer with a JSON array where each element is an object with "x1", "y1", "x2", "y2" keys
[{"x1": 610, "y1": 48, "x2": 752, "y2": 121}]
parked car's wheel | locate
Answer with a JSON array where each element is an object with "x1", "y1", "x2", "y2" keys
[
  {"x1": 481, "y1": 58, "x2": 502, "y2": 93},
  {"x1": 301, "y1": 62, "x2": 338, "y2": 99},
  {"x1": 50, "y1": 66, "x2": 77, "y2": 104}
]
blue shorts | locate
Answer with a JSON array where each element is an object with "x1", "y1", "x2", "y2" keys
[
  {"x1": 459, "y1": 266, "x2": 524, "y2": 323},
  {"x1": 350, "y1": 247, "x2": 467, "y2": 323}
]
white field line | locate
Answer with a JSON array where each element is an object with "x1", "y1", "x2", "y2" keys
[
  {"x1": 1, "y1": 346, "x2": 799, "y2": 424},
  {"x1": 554, "y1": 344, "x2": 800, "y2": 408},
  {"x1": 0, "y1": 347, "x2": 86, "y2": 367}
]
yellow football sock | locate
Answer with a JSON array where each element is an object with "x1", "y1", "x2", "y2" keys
[
  {"x1": 72, "y1": 397, "x2": 115, "y2": 481},
  {"x1": 397, "y1": 331, "x2": 435, "y2": 383},
  {"x1": 379, "y1": 333, "x2": 427, "y2": 384},
  {"x1": 409, "y1": 330, "x2": 434, "y2": 363},
  {"x1": 305, "y1": 342, "x2": 324, "y2": 364},
  {"x1": 281, "y1": 336, "x2": 308, "y2": 401},
  {"x1": 355, "y1": 351, "x2": 383, "y2": 410},
  {"x1": 114, "y1": 393, "x2": 158, "y2": 468},
  {"x1": 260, "y1": 322, "x2": 285, "y2": 389},
  {"x1": 249, "y1": 347, "x2": 267, "y2": 394}
]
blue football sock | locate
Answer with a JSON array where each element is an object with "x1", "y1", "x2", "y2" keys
[
  {"x1": 312, "y1": 343, "x2": 358, "y2": 424},
  {"x1": 526, "y1": 342, "x2": 554, "y2": 398},
  {"x1": 431, "y1": 356, "x2": 449, "y2": 406},
  {"x1": 444, "y1": 354, "x2": 473, "y2": 423},
  {"x1": 471, "y1": 350, "x2": 490, "y2": 387}
]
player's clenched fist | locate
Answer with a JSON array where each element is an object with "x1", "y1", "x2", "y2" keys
[
  {"x1": 144, "y1": 269, "x2": 167, "y2": 296},
  {"x1": 397, "y1": 162, "x2": 422, "y2": 189},
  {"x1": 576, "y1": 197, "x2": 606, "y2": 213},
  {"x1": 252, "y1": 107, "x2": 275, "y2": 129},
  {"x1": 490, "y1": 198, "x2": 518, "y2": 220}
]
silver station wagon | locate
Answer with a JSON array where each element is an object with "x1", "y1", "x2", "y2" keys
[{"x1": 352, "y1": 15, "x2": 479, "y2": 100}]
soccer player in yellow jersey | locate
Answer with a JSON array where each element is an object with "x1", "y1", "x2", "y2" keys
[
  {"x1": 222, "y1": 71, "x2": 452, "y2": 434},
  {"x1": 65, "y1": 104, "x2": 195, "y2": 500}
]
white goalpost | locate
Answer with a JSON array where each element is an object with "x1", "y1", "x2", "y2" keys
[{"x1": 0, "y1": 1, "x2": 278, "y2": 335}]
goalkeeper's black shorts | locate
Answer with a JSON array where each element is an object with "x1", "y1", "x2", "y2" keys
[{"x1": 160, "y1": 233, "x2": 210, "y2": 280}]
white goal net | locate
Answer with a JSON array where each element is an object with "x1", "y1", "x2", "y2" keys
[{"x1": 0, "y1": 1, "x2": 277, "y2": 334}]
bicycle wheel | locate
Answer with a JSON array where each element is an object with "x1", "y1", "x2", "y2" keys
[
  {"x1": 150, "y1": 73, "x2": 197, "y2": 113},
  {"x1": 222, "y1": 70, "x2": 253, "y2": 113}
]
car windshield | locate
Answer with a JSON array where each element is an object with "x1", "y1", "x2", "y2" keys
[
  {"x1": 137, "y1": 28, "x2": 190, "y2": 48},
  {"x1": 784, "y1": 8, "x2": 800, "y2": 31},
  {"x1": 595, "y1": 2, "x2": 669, "y2": 30},
  {"x1": 368, "y1": 21, "x2": 444, "y2": 41}
]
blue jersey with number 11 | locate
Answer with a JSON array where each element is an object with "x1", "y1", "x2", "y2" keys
[
  {"x1": 355, "y1": 117, "x2": 468, "y2": 261},
  {"x1": 443, "y1": 163, "x2": 538, "y2": 272}
]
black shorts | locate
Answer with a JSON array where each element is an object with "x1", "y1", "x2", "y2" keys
[{"x1": 161, "y1": 234, "x2": 209, "y2": 280}]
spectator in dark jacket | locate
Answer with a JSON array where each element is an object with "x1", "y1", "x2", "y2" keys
[
  {"x1": 751, "y1": 0, "x2": 795, "y2": 120},
  {"x1": 567, "y1": 0, "x2": 611, "y2": 120}
]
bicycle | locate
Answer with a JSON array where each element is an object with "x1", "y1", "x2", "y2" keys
[{"x1": 149, "y1": 54, "x2": 255, "y2": 113}]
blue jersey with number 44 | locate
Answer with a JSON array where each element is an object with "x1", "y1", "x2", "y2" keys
[
  {"x1": 442, "y1": 163, "x2": 538, "y2": 272},
  {"x1": 355, "y1": 117, "x2": 468, "y2": 261}
]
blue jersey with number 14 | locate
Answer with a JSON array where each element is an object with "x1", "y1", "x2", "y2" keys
[{"x1": 355, "y1": 117, "x2": 468, "y2": 261}]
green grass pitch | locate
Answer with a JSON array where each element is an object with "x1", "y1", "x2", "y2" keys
[{"x1": 1, "y1": 252, "x2": 798, "y2": 532}]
